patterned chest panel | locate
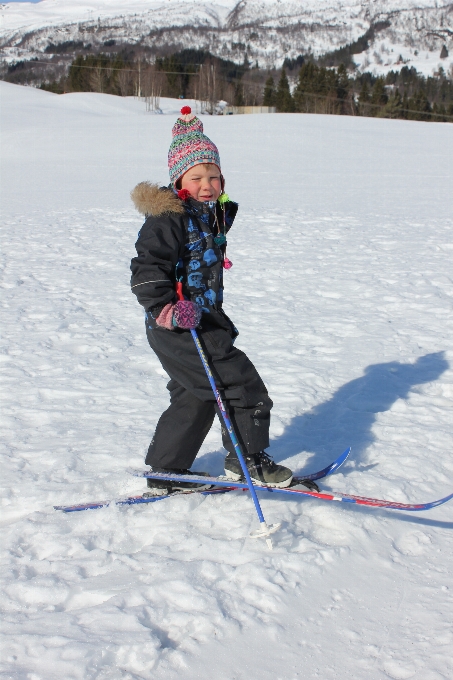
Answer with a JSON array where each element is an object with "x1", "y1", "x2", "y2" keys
[{"x1": 182, "y1": 209, "x2": 223, "y2": 313}]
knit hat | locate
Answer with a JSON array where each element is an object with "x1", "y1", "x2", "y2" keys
[{"x1": 168, "y1": 106, "x2": 221, "y2": 185}]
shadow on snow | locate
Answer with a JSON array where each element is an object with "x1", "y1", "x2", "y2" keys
[
  {"x1": 271, "y1": 351, "x2": 448, "y2": 475},
  {"x1": 199, "y1": 352, "x2": 448, "y2": 483}
]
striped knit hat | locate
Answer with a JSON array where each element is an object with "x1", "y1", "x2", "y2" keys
[{"x1": 168, "y1": 106, "x2": 221, "y2": 185}]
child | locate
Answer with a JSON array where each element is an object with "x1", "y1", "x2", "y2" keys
[{"x1": 130, "y1": 107, "x2": 293, "y2": 494}]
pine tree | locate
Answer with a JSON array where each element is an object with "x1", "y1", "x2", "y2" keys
[
  {"x1": 358, "y1": 80, "x2": 370, "y2": 116},
  {"x1": 407, "y1": 90, "x2": 431, "y2": 121},
  {"x1": 336, "y1": 63, "x2": 352, "y2": 114},
  {"x1": 293, "y1": 62, "x2": 342, "y2": 114},
  {"x1": 275, "y1": 69, "x2": 294, "y2": 112},
  {"x1": 378, "y1": 89, "x2": 403, "y2": 118},
  {"x1": 432, "y1": 102, "x2": 447, "y2": 122},
  {"x1": 401, "y1": 92, "x2": 409, "y2": 119},
  {"x1": 293, "y1": 62, "x2": 318, "y2": 113},
  {"x1": 233, "y1": 84, "x2": 244, "y2": 107},
  {"x1": 370, "y1": 77, "x2": 388, "y2": 115},
  {"x1": 336, "y1": 63, "x2": 349, "y2": 101},
  {"x1": 263, "y1": 76, "x2": 276, "y2": 106}
]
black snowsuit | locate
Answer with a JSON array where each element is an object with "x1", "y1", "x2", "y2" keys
[{"x1": 130, "y1": 182, "x2": 272, "y2": 469}]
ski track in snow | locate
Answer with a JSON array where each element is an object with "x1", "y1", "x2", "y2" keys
[{"x1": 1, "y1": 83, "x2": 453, "y2": 679}]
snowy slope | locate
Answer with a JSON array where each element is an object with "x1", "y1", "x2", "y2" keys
[
  {"x1": 1, "y1": 81, "x2": 453, "y2": 679},
  {"x1": 0, "y1": 0, "x2": 452, "y2": 74}
]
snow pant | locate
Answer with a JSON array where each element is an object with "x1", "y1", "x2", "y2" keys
[{"x1": 145, "y1": 323, "x2": 273, "y2": 469}]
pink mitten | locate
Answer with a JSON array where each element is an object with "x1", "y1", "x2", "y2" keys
[
  {"x1": 155, "y1": 303, "x2": 175, "y2": 330},
  {"x1": 173, "y1": 300, "x2": 202, "y2": 329}
]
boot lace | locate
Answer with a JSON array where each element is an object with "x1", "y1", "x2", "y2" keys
[{"x1": 254, "y1": 451, "x2": 277, "y2": 470}]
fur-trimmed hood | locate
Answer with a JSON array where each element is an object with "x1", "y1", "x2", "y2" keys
[{"x1": 130, "y1": 182, "x2": 185, "y2": 217}]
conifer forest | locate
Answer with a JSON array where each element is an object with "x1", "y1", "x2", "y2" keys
[{"x1": 2, "y1": 46, "x2": 452, "y2": 122}]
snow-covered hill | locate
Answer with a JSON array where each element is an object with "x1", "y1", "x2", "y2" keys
[
  {"x1": 1, "y1": 81, "x2": 452, "y2": 679},
  {"x1": 0, "y1": 0, "x2": 452, "y2": 75}
]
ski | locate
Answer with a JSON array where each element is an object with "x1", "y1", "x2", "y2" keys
[
  {"x1": 53, "y1": 486, "x2": 232, "y2": 513},
  {"x1": 129, "y1": 470, "x2": 453, "y2": 512},
  {"x1": 54, "y1": 448, "x2": 350, "y2": 513},
  {"x1": 231, "y1": 485, "x2": 453, "y2": 511},
  {"x1": 296, "y1": 446, "x2": 350, "y2": 481},
  {"x1": 128, "y1": 447, "x2": 351, "y2": 484}
]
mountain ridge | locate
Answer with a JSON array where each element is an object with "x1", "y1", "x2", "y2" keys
[{"x1": 0, "y1": 0, "x2": 452, "y2": 75}]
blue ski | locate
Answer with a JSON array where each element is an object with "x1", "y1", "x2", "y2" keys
[{"x1": 129, "y1": 446, "x2": 351, "y2": 484}]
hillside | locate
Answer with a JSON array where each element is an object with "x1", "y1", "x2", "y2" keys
[{"x1": 0, "y1": 0, "x2": 452, "y2": 75}]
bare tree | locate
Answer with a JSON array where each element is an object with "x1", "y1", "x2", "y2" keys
[
  {"x1": 197, "y1": 59, "x2": 222, "y2": 113},
  {"x1": 90, "y1": 66, "x2": 104, "y2": 93},
  {"x1": 241, "y1": 74, "x2": 263, "y2": 106},
  {"x1": 117, "y1": 68, "x2": 133, "y2": 97},
  {"x1": 142, "y1": 64, "x2": 163, "y2": 112}
]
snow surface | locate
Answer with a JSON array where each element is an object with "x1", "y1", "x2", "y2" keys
[{"x1": 1, "y1": 82, "x2": 453, "y2": 679}]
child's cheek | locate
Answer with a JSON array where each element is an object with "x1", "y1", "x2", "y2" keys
[{"x1": 184, "y1": 183, "x2": 197, "y2": 199}]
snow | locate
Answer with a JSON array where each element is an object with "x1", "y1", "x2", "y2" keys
[
  {"x1": 1, "y1": 0, "x2": 451, "y2": 75},
  {"x1": 1, "y1": 81, "x2": 453, "y2": 679},
  {"x1": 354, "y1": 42, "x2": 452, "y2": 79},
  {"x1": 0, "y1": 0, "x2": 235, "y2": 32}
]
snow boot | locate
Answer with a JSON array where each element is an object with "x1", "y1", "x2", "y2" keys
[
  {"x1": 143, "y1": 468, "x2": 213, "y2": 497},
  {"x1": 224, "y1": 451, "x2": 293, "y2": 488}
]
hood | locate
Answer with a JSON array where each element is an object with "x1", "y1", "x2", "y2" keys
[{"x1": 130, "y1": 182, "x2": 185, "y2": 217}]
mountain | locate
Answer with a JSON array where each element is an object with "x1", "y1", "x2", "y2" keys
[{"x1": 0, "y1": 0, "x2": 452, "y2": 75}]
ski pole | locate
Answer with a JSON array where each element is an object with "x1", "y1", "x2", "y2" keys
[{"x1": 176, "y1": 284, "x2": 279, "y2": 549}]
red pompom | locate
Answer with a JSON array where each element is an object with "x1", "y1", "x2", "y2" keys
[
  {"x1": 180, "y1": 106, "x2": 192, "y2": 115},
  {"x1": 177, "y1": 188, "x2": 191, "y2": 201}
]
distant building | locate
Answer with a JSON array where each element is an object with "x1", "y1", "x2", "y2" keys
[{"x1": 223, "y1": 106, "x2": 276, "y2": 115}]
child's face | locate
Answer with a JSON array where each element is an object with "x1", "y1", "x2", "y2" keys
[{"x1": 180, "y1": 163, "x2": 222, "y2": 202}]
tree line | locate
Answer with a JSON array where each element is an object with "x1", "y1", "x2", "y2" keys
[
  {"x1": 36, "y1": 50, "x2": 247, "y2": 111},
  {"x1": 3, "y1": 44, "x2": 451, "y2": 122},
  {"x1": 264, "y1": 64, "x2": 453, "y2": 122}
]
